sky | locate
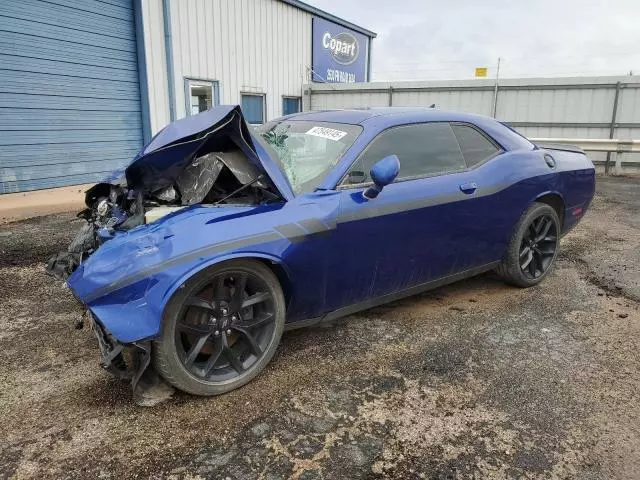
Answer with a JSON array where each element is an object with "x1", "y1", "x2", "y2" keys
[{"x1": 305, "y1": 0, "x2": 640, "y2": 81}]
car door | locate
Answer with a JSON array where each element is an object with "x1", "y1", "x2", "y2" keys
[{"x1": 325, "y1": 121, "x2": 503, "y2": 307}]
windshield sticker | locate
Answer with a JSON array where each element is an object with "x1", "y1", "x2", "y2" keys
[{"x1": 306, "y1": 126, "x2": 348, "y2": 141}]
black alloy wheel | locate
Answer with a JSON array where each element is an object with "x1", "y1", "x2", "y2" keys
[
  {"x1": 519, "y1": 214, "x2": 558, "y2": 279},
  {"x1": 496, "y1": 202, "x2": 561, "y2": 288},
  {"x1": 153, "y1": 260, "x2": 285, "y2": 396},
  {"x1": 175, "y1": 270, "x2": 276, "y2": 381}
]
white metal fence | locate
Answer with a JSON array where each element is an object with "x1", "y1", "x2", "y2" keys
[
  {"x1": 304, "y1": 75, "x2": 640, "y2": 173},
  {"x1": 531, "y1": 138, "x2": 640, "y2": 174}
]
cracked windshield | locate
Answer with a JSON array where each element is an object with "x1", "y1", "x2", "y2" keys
[{"x1": 255, "y1": 121, "x2": 363, "y2": 194}]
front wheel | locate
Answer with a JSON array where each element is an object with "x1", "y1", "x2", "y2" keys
[
  {"x1": 496, "y1": 202, "x2": 561, "y2": 288},
  {"x1": 153, "y1": 260, "x2": 285, "y2": 396}
]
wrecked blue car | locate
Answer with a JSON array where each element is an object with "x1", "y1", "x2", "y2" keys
[{"x1": 48, "y1": 105, "x2": 595, "y2": 403}]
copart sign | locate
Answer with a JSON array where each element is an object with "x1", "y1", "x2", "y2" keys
[{"x1": 312, "y1": 17, "x2": 368, "y2": 83}]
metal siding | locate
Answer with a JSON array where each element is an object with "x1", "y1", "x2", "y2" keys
[
  {"x1": 142, "y1": 0, "x2": 170, "y2": 134},
  {"x1": 0, "y1": 0, "x2": 143, "y2": 193},
  {"x1": 144, "y1": 0, "x2": 312, "y2": 131},
  {"x1": 618, "y1": 87, "x2": 640, "y2": 123},
  {"x1": 496, "y1": 87, "x2": 615, "y2": 123}
]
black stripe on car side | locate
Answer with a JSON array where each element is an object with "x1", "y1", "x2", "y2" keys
[
  {"x1": 275, "y1": 223, "x2": 308, "y2": 243},
  {"x1": 298, "y1": 218, "x2": 335, "y2": 238},
  {"x1": 83, "y1": 231, "x2": 281, "y2": 303},
  {"x1": 298, "y1": 218, "x2": 332, "y2": 234},
  {"x1": 85, "y1": 220, "x2": 338, "y2": 302},
  {"x1": 336, "y1": 180, "x2": 515, "y2": 224},
  {"x1": 83, "y1": 180, "x2": 521, "y2": 302},
  {"x1": 275, "y1": 218, "x2": 335, "y2": 243}
]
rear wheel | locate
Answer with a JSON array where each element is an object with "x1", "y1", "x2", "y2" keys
[
  {"x1": 153, "y1": 260, "x2": 285, "y2": 396},
  {"x1": 496, "y1": 202, "x2": 560, "y2": 288}
]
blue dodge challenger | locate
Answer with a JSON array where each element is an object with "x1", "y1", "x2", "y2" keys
[{"x1": 48, "y1": 105, "x2": 595, "y2": 402}]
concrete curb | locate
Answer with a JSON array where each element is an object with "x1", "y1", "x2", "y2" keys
[{"x1": 0, "y1": 184, "x2": 92, "y2": 224}]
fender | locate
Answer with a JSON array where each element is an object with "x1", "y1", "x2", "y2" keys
[{"x1": 159, "y1": 250, "x2": 292, "y2": 317}]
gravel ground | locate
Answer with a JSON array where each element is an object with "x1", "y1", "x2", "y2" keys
[{"x1": 1, "y1": 175, "x2": 639, "y2": 479}]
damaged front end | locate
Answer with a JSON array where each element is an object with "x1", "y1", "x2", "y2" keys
[
  {"x1": 46, "y1": 181, "x2": 145, "y2": 280},
  {"x1": 46, "y1": 105, "x2": 293, "y2": 405},
  {"x1": 88, "y1": 311, "x2": 173, "y2": 406},
  {"x1": 46, "y1": 105, "x2": 287, "y2": 282}
]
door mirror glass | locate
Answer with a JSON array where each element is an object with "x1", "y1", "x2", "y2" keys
[{"x1": 363, "y1": 155, "x2": 400, "y2": 200}]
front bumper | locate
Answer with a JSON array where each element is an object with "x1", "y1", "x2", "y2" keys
[
  {"x1": 86, "y1": 311, "x2": 175, "y2": 406},
  {"x1": 88, "y1": 311, "x2": 130, "y2": 379}
]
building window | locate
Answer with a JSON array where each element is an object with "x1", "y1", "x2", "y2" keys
[
  {"x1": 241, "y1": 93, "x2": 266, "y2": 124},
  {"x1": 283, "y1": 96, "x2": 301, "y2": 116},
  {"x1": 184, "y1": 79, "x2": 219, "y2": 115}
]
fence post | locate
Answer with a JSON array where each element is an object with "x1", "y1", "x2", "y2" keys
[
  {"x1": 605, "y1": 81, "x2": 622, "y2": 174},
  {"x1": 388, "y1": 86, "x2": 393, "y2": 107},
  {"x1": 491, "y1": 57, "x2": 501, "y2": 117},
  {"x1": 491, "y1": 84, "x2": 500, "y2": 117}
]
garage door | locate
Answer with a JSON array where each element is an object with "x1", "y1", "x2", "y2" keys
[{"x1": 0, "y1": 0, "x2": 143, "y2": 193}]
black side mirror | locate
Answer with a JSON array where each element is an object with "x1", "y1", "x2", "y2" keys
[{"x1": 363, "y1": 155, "x2": 400, "y2": 200}]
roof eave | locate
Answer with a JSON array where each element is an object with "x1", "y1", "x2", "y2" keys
[{"x1": 279, "y1": 0, "x2": 377, "y2": 38}]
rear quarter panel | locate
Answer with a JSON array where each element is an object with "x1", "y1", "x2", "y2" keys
[
  {"x1": 542, "y1": 148, "x2": 596, "y2": 233},
  {"x1": 454, "y1": 145, "x2": 595, "y2": 265}
]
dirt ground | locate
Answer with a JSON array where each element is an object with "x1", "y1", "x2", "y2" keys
[{"x1": 1, "y1": 175, "x2": 639, "y2": 479}]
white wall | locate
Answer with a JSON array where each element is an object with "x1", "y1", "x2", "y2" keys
[
  {"x1": 141, "y1": 0, "x2": 170, "y2": 135},
  {"x1": 142, "y1": 0, "x2": 312, "y2": 134}
]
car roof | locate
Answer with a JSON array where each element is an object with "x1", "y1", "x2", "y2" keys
[{"x1": 283, "y1": 107, "x2": 494, "y2": 126}]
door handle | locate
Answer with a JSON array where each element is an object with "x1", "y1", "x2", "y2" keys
[{"x1": 459, "y1": 182, "x2": 478, "y2": 194}]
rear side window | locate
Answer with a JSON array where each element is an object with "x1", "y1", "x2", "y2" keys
[
  {"x1": 343, "y1": 123, "x2": 466, "y2": 185},
  {"x1": 451, "y1": 124, "x2": 500, "y2": 167}
]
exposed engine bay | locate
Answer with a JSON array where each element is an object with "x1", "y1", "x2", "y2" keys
[{"x1": 46, "y1": 107, "x2": 282, "y2": 281}]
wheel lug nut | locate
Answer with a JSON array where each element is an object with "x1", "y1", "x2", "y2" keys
[
  {"x1": 231, "y1": 315, "x2": 237, "y2": 321},
  {"x1": 226, "y1": 329, "x2": 232, "y2": 334},
  {"x1": 214, "y1": 330, "x2": 220, "y2": 336}
]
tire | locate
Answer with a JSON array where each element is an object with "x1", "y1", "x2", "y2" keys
[
  {"x1": 496, "y1": 202, "x2": 561, "y2": 288},
  {"x1": 153, "y1": 259, "x2": 285, "y2": 396}
]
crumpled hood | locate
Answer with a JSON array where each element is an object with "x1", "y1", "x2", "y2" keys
[{"x1": 107, "y1": 105, "x2": 293, "y2": 200}]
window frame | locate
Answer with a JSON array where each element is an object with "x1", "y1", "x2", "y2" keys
[
  {"x1": 337, "y1": 121, "x2": 504, "y2": 190},
  {"x1": 240, "y1": 92, "x2": 267, "y2": 125},
  {"x1": 282, "y1": 96, "x2": 302, "y2": 116},
  {"x1": 184, "y1": 77, "x2": 220, "y2": 116}
]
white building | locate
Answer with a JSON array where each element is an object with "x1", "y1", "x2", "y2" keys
[{"x1": 0, "y1": 0, "x2": 375, "y2": 193}]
